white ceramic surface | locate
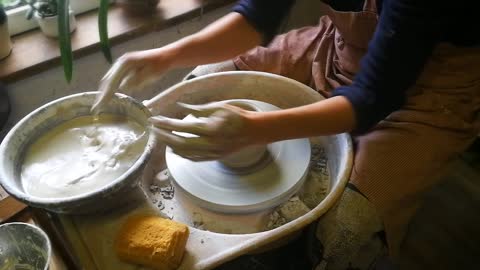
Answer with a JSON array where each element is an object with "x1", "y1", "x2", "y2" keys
[
  {"x1": 166, "y1": 99, "x2": 312, "y2": 214},
  {"x1": 35, "y1": 10, "x2": 76, "y2": 38},
  {"x1": 50, "y1": 71, "x2": 352, "y2": 270},
  {"x1": 145, "y1": 71, "x2": 353, "y2": 269}
]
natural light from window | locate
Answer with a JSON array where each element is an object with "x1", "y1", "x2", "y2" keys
[{"x1": 4, "y1": 0, "x2": 101, "y2": 36}]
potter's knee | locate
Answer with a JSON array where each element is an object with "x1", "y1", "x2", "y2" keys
[{"x1": 316, "y1": 185, "x2": 383, "y2": 240}]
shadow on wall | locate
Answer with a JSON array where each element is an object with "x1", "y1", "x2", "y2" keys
[{"x1": 0, "y1": 83, "x2": 9, "y2": 132}]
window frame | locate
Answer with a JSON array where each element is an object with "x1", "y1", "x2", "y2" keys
[{"x1": 6, "y1": 0, "x2": 101, "y2": 36}]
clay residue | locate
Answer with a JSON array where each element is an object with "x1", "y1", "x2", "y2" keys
[
  {"x1": 146, "y1": 141, "x2": 331, "y2": 234},
  {"x1": 21, "y1": 114, "x2": 147, "y2": 199}
]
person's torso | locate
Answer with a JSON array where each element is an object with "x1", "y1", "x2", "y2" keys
[{"x1": 323, "y1": 0, "x2": 480, "y2": 47}]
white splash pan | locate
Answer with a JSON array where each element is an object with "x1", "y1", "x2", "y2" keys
[
  {"x1": 57, "y1": 71, "x2": 352, "y2": 270},
  {"x1": 143, "y1": 71, "x2": 353, "y2": 269}
]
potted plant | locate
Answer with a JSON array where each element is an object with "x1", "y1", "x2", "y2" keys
[
  {"x1": 23, "y1": 0, "x2": 76, "y2": 37},
  {"x1": 57, "y1": 0, "x2": 112, "y2": 82},
  {"x1": 22, "y1": 0, "x2": 111, "y2": 82},
  {"x1": 0, "y1": 3, "x2": 13, "y2": 60}
]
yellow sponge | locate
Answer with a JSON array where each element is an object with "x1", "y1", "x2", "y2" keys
[{"x1": 115, "y1": 214, "x2": 189, "y2": 270}]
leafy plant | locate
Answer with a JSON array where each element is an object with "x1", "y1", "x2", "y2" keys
[
  {"x1": 9, "y1": 0, "x2": 112, "y2": 82},
  {"x1": 60, "y1": 0, "x2": 112, "y2": 82},
  {"x1": 98, "y1": 0, "x2": 111, "y2": 63},
  {"x1": 22, "y1": 0, "x2": 57, "y2": 19},
  {"x1": 57, "y1": 0, "x2": 72, "y2": 81}
]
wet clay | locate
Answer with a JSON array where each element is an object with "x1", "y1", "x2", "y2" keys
[{"x1": 21, "y1": 114, "x2": 147, "y2": 199}]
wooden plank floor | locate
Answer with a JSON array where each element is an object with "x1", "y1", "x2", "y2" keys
[{"x1": 400, "y1": 141, "x2": 480, "y2": 269}]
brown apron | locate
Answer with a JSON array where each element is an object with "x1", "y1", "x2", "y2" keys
[{"x1": 234, "y1": 0, "x2": 480, "y2": 257}]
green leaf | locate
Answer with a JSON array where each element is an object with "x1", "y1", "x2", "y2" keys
[
  {"x1": 98, "y1": 0, "x2": 112, "y2": 63},
  {"x1": 57, "y1": 0, "x2": 72, "y2": 82}
]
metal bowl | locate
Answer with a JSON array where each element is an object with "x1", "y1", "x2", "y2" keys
[
  {"x1": 0, "y1": 222, "x2": 51, "y2": 270},
  {"x1": 0, "y1": 92, "x2": 155, "y2": 214}
]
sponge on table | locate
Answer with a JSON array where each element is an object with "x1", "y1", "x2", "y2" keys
[{"x1": 115, "y1": 214, "x2": 189, "y2": 270}]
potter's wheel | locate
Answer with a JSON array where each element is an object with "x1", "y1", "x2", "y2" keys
[{"x1": 166, "y1": 100, "x2": 311, "y2": 213}]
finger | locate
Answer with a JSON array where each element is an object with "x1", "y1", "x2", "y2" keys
[
  {"x1": 153, "y1": 127, "x2": 213, "y2": 150},
  {"x1": 177, "y1": 102, "x2": 225, "y2": 118},
  {"x1": 118, "y1": 70, "x2": 138, "y2": 94},
  {"x1": 149, "y1": 116, "x2": 213, "y2": 135},
  {"x1": 153, "y1": 127, "x2": 221, "y2": 155},
  {"x1": 152, "y1": 127, "x2": 188, "y2": 149},
  {"x1": 91, "y1": 60, "x2": 133, "y2": 112},
  {"x1": 171, "y1": 149, "x2": 222, "y2": 162},
  {"x1": 135, "y1": 66, "x2": 162, "y2": 90}
]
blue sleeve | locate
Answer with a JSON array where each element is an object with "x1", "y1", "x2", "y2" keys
[
  {"x1": 332, "y1": 0, "x2": 444, "y2": 134},
  {"x1": 232, "y1": 0, "x2": 294, "y2": 43}
]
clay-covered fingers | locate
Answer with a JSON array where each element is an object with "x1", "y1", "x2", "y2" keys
[
  {"x1": 119, "y1": 65, "x2": 161, "y2": 93},
  {"x1": 92, "y1": 58, "x2": 134, "y2": 113},
  {"x1": 170, "y1": 149, "x2": 222, "y2": 162},
  {"x1": 177, "y1": 102, "x2": 227, "y2": 118},
  {"x1": 149, "y1": 116, "x2": 214, "y2": 135},
  {"x1": 152, "y1": 127, "x2": 223, "y2": 160}
]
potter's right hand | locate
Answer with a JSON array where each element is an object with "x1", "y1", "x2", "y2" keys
[
  {"x1": 150, "y1": 102, "x2": 258, "y2": 161},
  {"x1": 91, "y1": 49, "x2": 171, "y2": 112}
]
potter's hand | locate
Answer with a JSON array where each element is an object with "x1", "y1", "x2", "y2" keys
[
  {"x1": 150, "y1": 102, "x2": 257, "y2": 161},
  {"x1": 92, "y1": 50, "x2": 169, "y2": 112}
]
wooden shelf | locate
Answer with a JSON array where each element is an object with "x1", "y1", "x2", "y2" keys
[{"x1": 0, "y1": 0, "x2": 233, "y2": 83}]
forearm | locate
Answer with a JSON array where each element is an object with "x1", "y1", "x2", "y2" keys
[
  {"x1": 154, "y1": 13, "x2": 261, "y2": 69},
  {"x1": 248, "y1": 96, "x2": 356, "y2": 144}
]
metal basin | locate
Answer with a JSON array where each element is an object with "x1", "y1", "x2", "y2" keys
[
  {"x1": 0, "y1": 92, "x2": 155, "y2": 214},
  {"x1": 0, "y1": 222, "x2": 51, "y2": 270}
]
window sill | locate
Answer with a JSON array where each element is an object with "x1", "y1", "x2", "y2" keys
[{"x1": 0, "y1": 0, "x2": 233, "y2": 83}]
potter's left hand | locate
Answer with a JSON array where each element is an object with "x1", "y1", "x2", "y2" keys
[
  {"x1": 150, "y1": 102, "x2": 257, "y2": 161},
  {"x1": 92, "y1": 50, "x2": 170, "y2": 113}
]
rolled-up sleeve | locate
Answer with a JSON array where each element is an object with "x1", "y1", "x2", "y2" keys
[
  {"x1": 332, "y1": 0, "x2": 443, "y2": 134},
  {"x1": 232, "y1": 0, "x2": 294, "y2": 44}
]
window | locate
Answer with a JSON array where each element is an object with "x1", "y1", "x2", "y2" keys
[{"x1": 5, "y1": 0, "x2": 101, "y2": 36}]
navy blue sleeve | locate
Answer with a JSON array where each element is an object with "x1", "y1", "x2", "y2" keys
[
  {"x1": 232, "y1": 0, "x2": 294, "y2": 43},
  {"x1": 332, "y1": 0, "x2": 444, "y2": 134}
]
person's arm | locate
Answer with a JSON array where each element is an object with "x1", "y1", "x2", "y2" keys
[
  {"x1": 244, "y1": 0, "x2": 443, "y2": 143},
  {"x1": 92, "y1": 12, "x2": 261, "y2": 111},
  {"x1": 332, "y1": 0, "x2": 442, "y2": 133},
  {"x1": 150, "y1": 0, "x2": 294, "y2": 69},
  {"x1": 248, "y1": 96, "x2": 355, "y2": 144},
  {"x1": 150, "y1": 0, "x2": 445, "y2": 160},
  {"x1": 156, "y1": 13, "x2": 262, "y2": 70}
]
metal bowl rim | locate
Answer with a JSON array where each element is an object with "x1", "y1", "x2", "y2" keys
[
  {"x1": 0, "y1": 92, "x2": 155, "y2": 207},
  {"x1": 0, "y1": 222, "x2": 52, "y2": 270}
]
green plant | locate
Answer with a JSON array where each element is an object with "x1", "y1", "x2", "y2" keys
[
  {"x1": 13, "y1": 0, "x2": 112, "y2": 82},
  {"x1": 22, "y1": 0, "x2": 57, "y2": 19},
  {"x1": 59, "y1": 0, "x2": 112, "y2": 82}
]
